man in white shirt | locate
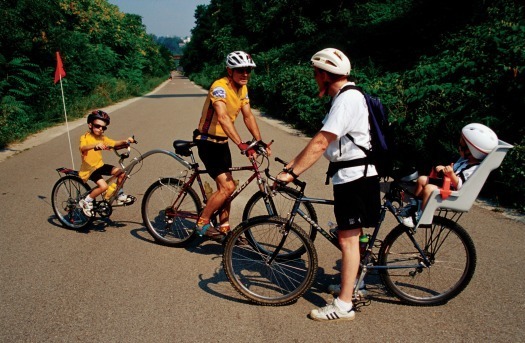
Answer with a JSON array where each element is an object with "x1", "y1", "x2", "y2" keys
[{"x1": 275, "y1": 48, "x2": 380, "y2": 322}]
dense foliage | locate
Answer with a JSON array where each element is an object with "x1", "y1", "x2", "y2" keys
[
  {"x1": 0, "y1": 0, "x2": 174, "y2": 148},
  {"x1": 152, "y1": 35, "x2": 184, "y2": 55},
  {"x1": 181, "y1": 0, "x2": 524, "y2": 211}
]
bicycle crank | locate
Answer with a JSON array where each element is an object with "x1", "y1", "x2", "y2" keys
[{"x1": 96, "y1": 200, "x2": 113, "y2": 218}]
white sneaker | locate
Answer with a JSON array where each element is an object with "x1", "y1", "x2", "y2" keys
[
  {"x1": 79, "y1": 199, "x2": 93, "y2": 217},
  {"x1": 328, "y1": 280, "x2": 367, "y2": 298},
  {"x1": 116, "y1": 192, "x2": 133, "y2": 205},
  {"x1": 309, "y1": 301, "x2": 355, "y2": 322},
  {"x1": 402, "y1": 216, "x2": 415, "y2": 228}
]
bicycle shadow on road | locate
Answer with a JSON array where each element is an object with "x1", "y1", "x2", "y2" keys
[
  {"x1": 47, "y1": 215, "x2": 140, "y2": 234},
  {"x1": 304, "y1": 259, "x2": 402, "y2": 307},
  {"x1": 196, "y1": 265, "x2": 258, "y2": 306}
]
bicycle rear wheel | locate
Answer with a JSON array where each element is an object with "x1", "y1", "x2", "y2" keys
[
  {"x1": 379, "y1": 216, "x2": 476, "y2": 305},
  {"x1": 141, "y1": 177, "x2": 202, "y2": 247},
  {"x1": 222, "y1": 216, "x2": 318, "y2": 306},
  {"x1": 51, "y1": 175, "x2": 93, "y2": 230}
]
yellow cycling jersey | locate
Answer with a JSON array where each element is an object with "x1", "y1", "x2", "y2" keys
[
  {"x1": 78, "y1": 132, "x2": 116, "y2": 182},
  {"x1": 197, "y1": 77, "x2": 250, "y2": 140}
]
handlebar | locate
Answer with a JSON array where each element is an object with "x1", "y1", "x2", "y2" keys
[
  {"x1": 270, "y1": 156, "x2": 306, "y2": 189},
  {"x1": 103, "y1": 135, "x2": 138, "y2": 160},
  {"x1": 240, "y1": 139, "x2": 273, "y2": 157}
]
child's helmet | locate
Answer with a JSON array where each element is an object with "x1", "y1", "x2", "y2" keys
[
  {"x1": 226, "y1": 51, "x2": 256, "y2": 69},
  {"x1": 461, "y1": 123, "x2": 498, "y2": 160},
  {"x1": 87, "y1": 110, "x2": 110, "y2": 125},
  {"x1": 310, "y1": 48, "x2": 351, "y2": 76}
]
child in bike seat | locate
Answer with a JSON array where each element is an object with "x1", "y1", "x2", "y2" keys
[
  {"x1": 402, "y1": 123, "x2": 498, "y2": 228},
  {"x1": 78, "y1": 110, "x2": 136, "y2": 217}
]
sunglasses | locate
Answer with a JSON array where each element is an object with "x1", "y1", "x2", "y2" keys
[
  {"x1": 234, "y1": 67, "x2": 252, "y2": 74},
  {"x1": 92, "y1": 123, "x2": 107, "y2": 131}
]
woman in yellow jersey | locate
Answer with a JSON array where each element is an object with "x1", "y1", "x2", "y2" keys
[{"x1": 193, "y1": 51, "x2": 271, "y2": 241}]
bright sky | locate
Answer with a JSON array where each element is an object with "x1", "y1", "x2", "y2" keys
[{"x1": 107, "y1": 0, "x2": 210, "y2": 38}]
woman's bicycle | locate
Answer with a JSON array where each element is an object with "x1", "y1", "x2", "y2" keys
[
  {"x1": 141, "y1": 140, "x2": 317, "y2": 247},
  {"x1": 222, "y1": 159, "x2": 478, "y2": 306}
]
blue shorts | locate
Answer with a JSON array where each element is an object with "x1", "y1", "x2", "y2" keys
[{"x1": 333, "y1": 176, "x2": 380, "y2": 230}]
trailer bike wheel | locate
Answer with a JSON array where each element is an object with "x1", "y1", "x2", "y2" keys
[{"x1": 51, "y1": 175, "x2": 93, "y2": 230}]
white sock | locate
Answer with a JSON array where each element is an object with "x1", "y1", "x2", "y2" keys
[
  {"x1": 334, "y1": 297, "x2": 353, "y2": 312},
  {"x1": 85, "y1": 195, "x2": 94, "y2": 202}
]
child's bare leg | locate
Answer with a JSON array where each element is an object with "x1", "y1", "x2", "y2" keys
[
  {"x1": 415, "y1": 176, "x2": 429, "y2": 197},
  {"x1": 111, "y1": 167, "x2": 125, "y2": 186},
  {"x1": 90, "y1": 179, "x2": 108, "y2": 199},
  {"x1": 421, "y1": 184, "x2": 439, "y2": 209}
]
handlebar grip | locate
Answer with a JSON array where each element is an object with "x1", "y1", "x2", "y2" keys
[{"x1": 275, "y1": 157, "x2": 288, "y2": 166}]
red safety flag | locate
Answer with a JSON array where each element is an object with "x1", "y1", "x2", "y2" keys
[{"x1": 54, "y1": 51, "x2": 66, "y2": 84}]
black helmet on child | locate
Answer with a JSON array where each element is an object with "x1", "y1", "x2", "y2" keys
[{"x1": 87, "y1": 110, "x2": 110, "y2": 125}]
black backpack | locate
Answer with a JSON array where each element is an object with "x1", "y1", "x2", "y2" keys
[{"x1": 325, "y1": 85, "x2": 394, "y2": 184}]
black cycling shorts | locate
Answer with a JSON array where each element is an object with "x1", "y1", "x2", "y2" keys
[
  {"x1": 196, "y1": 140, "x2": 232, "y2": 180},
  {"x1": 333, "y1": 176, "x2": 380, "y2": 230},
  {"x1": 89, "y1": 164, "x2": 115, "y2": 182}
]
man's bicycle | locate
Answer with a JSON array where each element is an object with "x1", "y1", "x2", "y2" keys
[
  {"x1": 222, "y1": 169, "x2": 477, "y2": 306},
  {"x1": 141, "y1": 140, "x2": 317, "y2": 247},
  {"x1": 222, "y1": 140, "x2": 512, "y2": 307}
]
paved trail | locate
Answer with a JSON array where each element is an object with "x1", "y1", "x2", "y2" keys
[{"x1": 0, "y1": 75, "x2": 523, "y2": 342}]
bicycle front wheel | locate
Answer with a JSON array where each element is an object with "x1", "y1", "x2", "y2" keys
[
  {"x1": 141, "y1": 177, "x2": 202, "y2": 247},
  {"x1": 243, "y1": 187, "x2": 318, "y2": 238},
  {"x1": 51, "y1": 175, "x2": 93, "y2": 230},
  {"x1": 379, "y1": 216, "x2": 477, "y2": 305},
  {"x1": 223, "y1": 216, "x2": 318, "y2": 306},
  {"x1": 242, "y1": 187, "x2": 317, "y2": 259}
]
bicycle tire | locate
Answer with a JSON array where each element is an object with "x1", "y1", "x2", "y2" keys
[
  {"x1": 142, "y1": 177, "x2": 202, "y2": 247},
  {"x1": 243, "y1": 187, "x2": 318, "y2": 239},
  {"x1": 378, "y1": 216, "x2": 477, "y2": 306},
  {"x1": 51, "y1": 175, "x2": 93, "y2": 230},
  {"x1": 222, "y1": 216, "x2": 318, "y2": 306}
]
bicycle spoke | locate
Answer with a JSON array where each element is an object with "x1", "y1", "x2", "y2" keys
[
  {"x1": 223, "y1": 217, "x2": 318, "y2": 305},
  {"x1": 379, "y1": 217, "x2": 476, "y2": 305}
]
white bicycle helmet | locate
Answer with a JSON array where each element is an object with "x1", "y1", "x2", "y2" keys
[
  {"x1": 311, "y1": 48, "x2": 351, "y2": 76},
  {"x1": 461, "y1": 123, "x2": 498, "y2": 160},
  {"x1": 225, "y1": 51, "x2": 256, "y2": 68}
]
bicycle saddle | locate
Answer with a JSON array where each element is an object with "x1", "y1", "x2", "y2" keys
[{"x1": 173, "y1": 140, "x2": 196, "y2": 156}]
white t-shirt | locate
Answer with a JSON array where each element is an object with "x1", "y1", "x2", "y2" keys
[{"x1": 321, "y1": 82, "x2": 378, "y2": 185}]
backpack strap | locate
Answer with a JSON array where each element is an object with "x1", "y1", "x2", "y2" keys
[
  {"x1": 325, "y1": 85, "x2": 370, "y2": 185},
  {"x1": 338, "y1": 84, "x2": 371, "y2": 156}
]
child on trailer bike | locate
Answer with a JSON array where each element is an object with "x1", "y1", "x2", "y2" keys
[
  {"x1": 78, "y1": 110, "x2": 136, "y2": 217},
  {"x1": 400, "y1": 123, "x2": 498, "y2": 228}
]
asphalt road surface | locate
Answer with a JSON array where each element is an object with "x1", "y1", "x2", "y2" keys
[{"x1": 1, "y1": 74, "x2": 523, "y2": 342}]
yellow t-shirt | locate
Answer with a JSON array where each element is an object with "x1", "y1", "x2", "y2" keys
[
  {"x1": 197, "y1": 77, "x2": 250, "y2": 140},
  {"x1": 78, "y1": 132, "x2": 116, "y2": 182}
]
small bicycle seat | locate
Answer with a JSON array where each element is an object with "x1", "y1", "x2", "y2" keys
[{"x1": 173, "y1": 140, "x2": 196, "y2": 157}]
